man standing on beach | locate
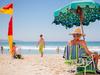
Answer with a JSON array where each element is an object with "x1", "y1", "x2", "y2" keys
[{"x1": 38, "y1": 34, "x2": 45, "y2": 57}]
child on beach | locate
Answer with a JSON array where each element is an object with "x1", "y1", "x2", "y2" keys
[
  {"x1": 38, "y1": 34, "x2": 45, "y2": 57},
  {"x1": 12, "y1": 42, "x2": 23, "y2": 59},
  {"x1": 1, "y1": 46, "x2": 4, "y2": 54},
  {"x1": 56, "y1": 46, "x2": 60, "y2": 54},
  {"x1": 12, "y1": 42, "x2": 17, "y2": 58}
]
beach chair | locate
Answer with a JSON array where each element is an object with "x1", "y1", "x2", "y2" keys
[
  {"x1": 64, "y1": 44, "x2": 83, "y2": 64},
  {"x1": 63, "y1": 44, "x2": 97, "y2": 74},
  {"x1": 76, "y1": 54, "x2": 96, "y2": 75}
]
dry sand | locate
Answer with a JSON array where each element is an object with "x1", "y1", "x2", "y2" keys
[
  {"x1": 1, "y1": 54, "x2": 100, "y2": 75},
  {"x1": 0, "y1": 54, "x2": 77, "y2": 75}
]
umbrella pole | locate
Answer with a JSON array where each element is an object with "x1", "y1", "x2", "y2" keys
[{"x1": 80, "y1": 22, "x2": 85, "y2": 40}]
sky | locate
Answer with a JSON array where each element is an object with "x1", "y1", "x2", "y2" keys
[{"x1": 0, "y1": 0, "x2": 100, "y2": 41}]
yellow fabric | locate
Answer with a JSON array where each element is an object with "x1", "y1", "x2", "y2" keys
[
  {"x1": 8, "y1": 35, "x2": 13, "y2": 56},
  {"x1": 39, "y1": 45, "x2": 44, "y2": 54},
  {"x1": 0, "y1": 8, "x2": 13, "y2": 15}
]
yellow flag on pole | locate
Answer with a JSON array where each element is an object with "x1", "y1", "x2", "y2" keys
[
  {"x1": 8, "y1": 16, "x2": 13, "y2": 56},
  {"x1": 0, "y1": 3, "x2": 13, "y2": 15}
]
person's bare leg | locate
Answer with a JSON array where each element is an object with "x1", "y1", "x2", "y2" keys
[
  {"x1": 41, "y1": 52, "x2": 43, "y2": 57},
  {"x1": 93, "y1": 55, "x2": 99, "y2": 69}
]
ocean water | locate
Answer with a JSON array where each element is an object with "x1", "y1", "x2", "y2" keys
[{"x1": 0, "y1": 41, "x2": 100, "y2": 55}]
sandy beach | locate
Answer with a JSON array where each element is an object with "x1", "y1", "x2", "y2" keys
[
  {"x1": 1, "y1": 54, "x2": 100, "y2": 75},
  {"x1": 0, "y1": 54, "x2": 77, "y2": 75}
]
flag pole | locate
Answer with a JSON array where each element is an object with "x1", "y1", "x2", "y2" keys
[
  {"x1": 8, "y1": 0, "x2": 13, "y2": 57},
  {"x1": 80, "y1": 10, "x2": 85, "y2": 40}
]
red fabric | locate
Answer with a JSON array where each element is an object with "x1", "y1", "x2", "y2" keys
[
  {"x1": 8, "y1": 16, "x2": 13, "y2": 35},
  {"x1": 3, "y1": 3, "x2": 13, "y2": 9}
]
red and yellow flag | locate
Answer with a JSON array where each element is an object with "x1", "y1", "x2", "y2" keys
[
  {"x1": 8, "y1": 16, "x2": 13, "y2": 56},
  {"x1": 0, "y1": 3, "x2": 13, "y2": 56},
  {"x1": 0, "y1": 3, "x2": 13, "y2": 15}
]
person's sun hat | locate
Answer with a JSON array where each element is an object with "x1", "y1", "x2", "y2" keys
[{"x1": 70, "y1": 27, "x2": 85, "y2": 36}]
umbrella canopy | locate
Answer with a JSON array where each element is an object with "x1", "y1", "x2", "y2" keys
[{"x1": 53, "y1": 0, "x2": 100, "y2": 29}]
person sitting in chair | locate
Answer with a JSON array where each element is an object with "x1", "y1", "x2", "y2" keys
[{"x1": 67, "y1": 27, "x2": 100, "y2": 71}]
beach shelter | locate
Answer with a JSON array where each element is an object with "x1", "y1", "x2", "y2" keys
[
  {"x1": 53, "y1": 0, "x2": 100, "y2": 39},
  {"x1": 0, "y1": 3, "x2": 13, "y2": 56}
]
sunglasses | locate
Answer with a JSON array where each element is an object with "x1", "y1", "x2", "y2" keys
[{"x1": 73, "y1": 34, "x2": 81, "y2": 37}]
